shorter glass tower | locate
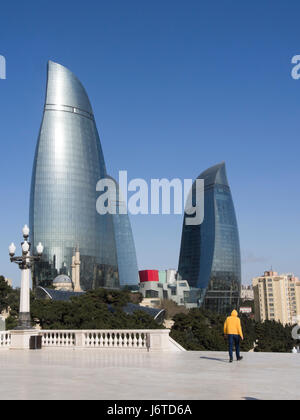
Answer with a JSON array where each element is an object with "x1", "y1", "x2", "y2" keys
[{"x1": 178, "y1": 162, "x2": 241, "y2": 313}]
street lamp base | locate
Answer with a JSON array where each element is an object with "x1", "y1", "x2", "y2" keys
[
  {"x1": 14, "y1": 312, "x2": 33, "y2": 330},
  {"x1": 10, "y1": 329, "x2": 42, "y2": 350}
]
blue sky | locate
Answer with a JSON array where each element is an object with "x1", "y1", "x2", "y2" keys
[{"x1": 1, "y1": 0, "x2": 300, "y2": 286}]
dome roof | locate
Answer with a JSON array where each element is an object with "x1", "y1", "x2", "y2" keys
[{"x1": 53, "y1": 275, "x2": 72, "y2": 284}]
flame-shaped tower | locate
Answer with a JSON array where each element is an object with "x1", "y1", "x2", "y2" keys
[
  {"x1": 30, "y1": 61, "x2": 139, "y2": 290},
  {"x1": 178, "y1": 162, "x2": 241, "y2": 313}
]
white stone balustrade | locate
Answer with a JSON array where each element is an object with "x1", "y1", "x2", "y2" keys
[
  {"x1": 83, "y1": 330, "x2": 147, "y2": 349},
  {"x1": 0, "y1": 331, "x2": 11, "y2": 348},
  {"x1": 2, "y1": 329, "x2": 185, "y2": 351},
  {"x1": 40, "y1": 329, "x2": 183, "y2": 351},
  {"x1": 42, "y1": 331, "x2": 76, "y2": 347}
]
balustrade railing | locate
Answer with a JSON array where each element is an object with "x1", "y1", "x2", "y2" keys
[
  {"x1": 42, "y1": 331, "x2": 76, "y2": 347},
  {"x1": 40, "y1": 329, "x2": 175, "y2": 351},
  {"x1": 0, "y1": 331, "x2": 11, "y2": 348},
  {"x1": 5, "y1": 329, "x2": 184, "y2": 351},
  {"x1": 83, "y1": 330, "x2": 147, "y2": 349}
]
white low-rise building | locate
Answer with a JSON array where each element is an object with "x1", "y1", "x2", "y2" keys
[{"x1": 139, "y1": 269, "x2": 200, "y2": 308}]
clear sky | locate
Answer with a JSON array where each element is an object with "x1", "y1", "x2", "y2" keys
[{"x1": 1, "y1": 0, "x2": 300, "y2": 287}]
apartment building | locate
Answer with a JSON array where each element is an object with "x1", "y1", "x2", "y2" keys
[{"x1": 252, "y1": 270, "x2": 300, "y2": 325}]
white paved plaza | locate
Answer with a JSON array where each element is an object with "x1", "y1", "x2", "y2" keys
[{"x1": 0, "y1": 349, "x2": 299, "y2": 400}]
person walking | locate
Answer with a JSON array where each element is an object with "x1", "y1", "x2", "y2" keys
[{"x1": 224, "y1": 310, "x2": 244, "y2": 363}]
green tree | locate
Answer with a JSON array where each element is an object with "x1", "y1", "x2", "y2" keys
[
  {"x1": 31, "y1": 288, "x2": 162, "y2": 330},
  {"x1": 159, "y1": 299, "x2": 189, "y2": 320},
  {"x1": 0, "y1": 276, "x2": 19, "y2": 329},
  {"x1": 170, "y1": 308, "x2": 298, "y2": 352},
  {"x1": 0, "y1": 276, "x2": 12, "y2": 312}
]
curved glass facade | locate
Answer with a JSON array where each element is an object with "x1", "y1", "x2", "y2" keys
[
  {"x1": 109, "y1": 177, "x2": 139, "y2": 288},
  {"x1": 30, "y1": 61, "x2": 138, "y2": 290},
  {"x1": 178, "y1": 163, "x2": 241, "y2": 313}
]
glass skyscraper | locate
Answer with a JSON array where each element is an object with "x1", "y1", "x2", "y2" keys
[
  {"x1": 178, "y1": 162, "x2": 241, "y2": 313},
  {"x1": 30, "y1": 61, "x2": 138, "y2": 290},
  {"x1": 108, "y1": 176, "x2": 139, "y2": 288}
]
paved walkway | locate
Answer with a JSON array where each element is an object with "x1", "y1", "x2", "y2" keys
[{"x1": 0, "y1": 349, "x2": 298, "y2": 400}]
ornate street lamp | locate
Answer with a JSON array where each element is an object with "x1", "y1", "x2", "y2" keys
[{"x1": 9, "y1": 225, "x2": 43, "y2": 330}]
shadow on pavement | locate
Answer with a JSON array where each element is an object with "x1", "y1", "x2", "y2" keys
[{"x1": 200, "y1": 356, "x2": 229, "y2": 363}]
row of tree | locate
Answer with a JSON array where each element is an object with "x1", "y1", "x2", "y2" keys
[
  {"x1": 30, "y1": 288, "x2": 161, "y2": 330},
  {"x1": 0, "y1": 276, "x2": 160, "y2": 330},
  {"x1": 170, "y1": 308, "x2": 299, "y2": 352}
]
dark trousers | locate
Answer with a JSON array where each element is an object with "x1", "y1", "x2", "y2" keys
[{"x1": 228, "y1": 334, "x2": 240, "y2": 360}]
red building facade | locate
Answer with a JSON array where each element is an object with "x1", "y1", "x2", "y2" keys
[{"x1": 139, "y1": 270, "x2": 159, "y2": 283}]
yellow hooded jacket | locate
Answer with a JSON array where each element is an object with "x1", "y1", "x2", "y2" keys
[{"x1": 223, "y1": 310, "x2": 243, "y2": 339}]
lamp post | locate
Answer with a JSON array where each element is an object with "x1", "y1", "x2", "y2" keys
[{"x1": 9, "y1": 225, "x2": 43, "y2": 330}]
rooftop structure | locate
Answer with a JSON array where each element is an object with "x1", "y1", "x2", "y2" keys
[
  {"x1": 52, "y1": 275, "x2": 73, "y2": 291},
  {"x1": 241, "y1": 285, "x2": 254, "y2": 301}
]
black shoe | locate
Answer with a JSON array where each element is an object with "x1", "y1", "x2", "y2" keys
[
  {"x1": 237, "y1": 356, "x2": 243, "y2": 361},
  {"x1": 229, "y1": 359, "x2": 233, "y2": 363}
]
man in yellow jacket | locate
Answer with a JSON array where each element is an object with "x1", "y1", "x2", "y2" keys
[{"x1": 224, "y1": 310, "x2": 244, "y2": 363}]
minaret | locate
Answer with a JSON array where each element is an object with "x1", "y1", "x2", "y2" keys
[
  {"x1": 71, "y1": 249, "x2": 76, "y2": 289},
  {"x1": 74, "y1": 245, "x2": 82, "y2": 292}
]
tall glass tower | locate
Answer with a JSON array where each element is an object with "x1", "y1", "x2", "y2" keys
[
  {"x1": 178, "y1": 162, "x2": 241, "y2": 313},
  {"x1": 30, "y1": 61, "x2": 138, "y2": 290}
]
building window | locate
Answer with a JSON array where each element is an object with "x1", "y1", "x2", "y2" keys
[{"x1": 146, "y1": 290, "x2": 159, "y2": 298}]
